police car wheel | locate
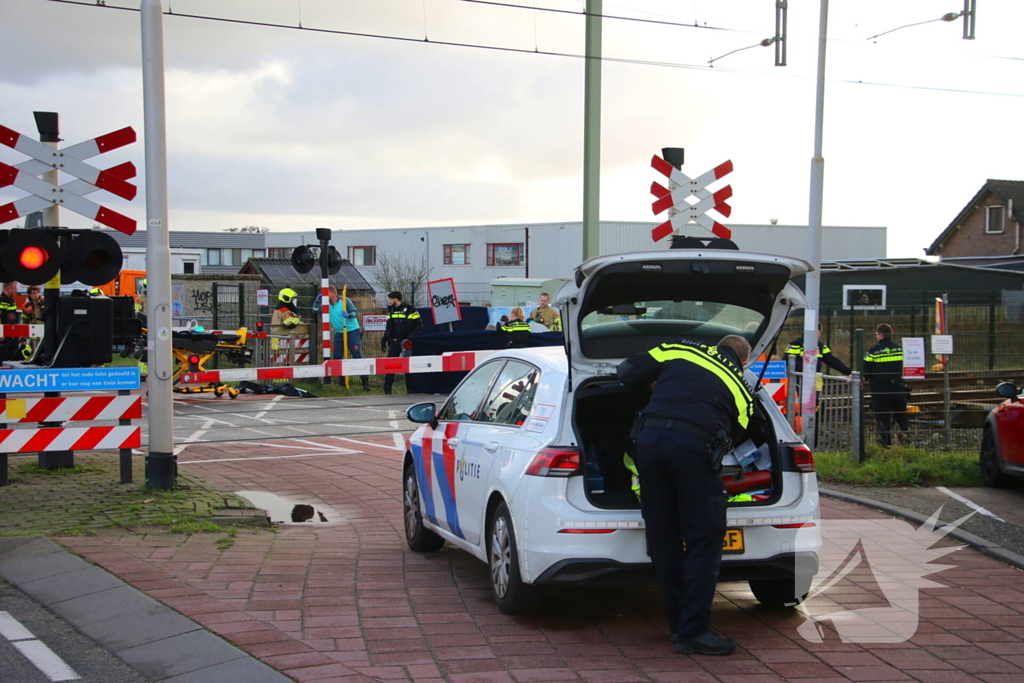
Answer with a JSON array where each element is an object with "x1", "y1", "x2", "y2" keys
[
  {"x1": 403, "y1": 463, "x2": 445, "y2": 552},
  {"x1": 749, "y1": 578, "x2": 810, "y2": 608},
  {"x1": 489, "y1": 502, "x2": 543, "y2": 615}
]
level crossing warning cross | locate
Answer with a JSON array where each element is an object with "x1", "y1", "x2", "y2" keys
[
  {"x1": 649, "y1": 154, "x2": 733, "y2": 242},
  {"x1": 0, "y1": 124, "x2": 137, "y2": 235}
]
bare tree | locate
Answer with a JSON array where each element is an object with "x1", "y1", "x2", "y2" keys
[
  {"x1": 223, "y1": 226, "x2": 269, "y2": 233},
  {"x1": 370, "y1": 251, "x2": 434, "y2": 307}
]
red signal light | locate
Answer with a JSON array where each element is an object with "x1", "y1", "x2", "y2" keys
[
  {"x1": 19, "y1": 246, "x2": 49, "y2": 270},
  {"x1": 189, "y1": 355, "x2": 200, "y2": 365}
]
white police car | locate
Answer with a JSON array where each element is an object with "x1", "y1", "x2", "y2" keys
[{"x1": 403, "y1": 249, "x2": 821, "y2": 614}]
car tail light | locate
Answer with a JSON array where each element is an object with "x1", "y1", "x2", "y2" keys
[
  {"x1": 792, "y1": 444, "x2": 815, "y2": 473},
  {"x1": 525, "y1": 447, "x2": 580, "y2": 477},
  {"x1": 773, "y1": 522, "x2": 817, "y2": 529}
]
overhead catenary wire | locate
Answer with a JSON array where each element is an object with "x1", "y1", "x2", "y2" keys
[
  {"x1": 452, "y1": 0, "x2": 737, "y2": 32},
  {"x1": 41, "y1": 0, "x2": 1024, "y2": 99}
]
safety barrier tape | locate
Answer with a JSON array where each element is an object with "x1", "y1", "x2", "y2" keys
[
  {"x1": 0, "y1": 425, "x2": 141, "y2": 453},
  {"x1": 179, "y1": 350, "x2": 496, "y2": 385},
  {"x1": 0, "y1": 396, "x2": 142, "y2": 423}
]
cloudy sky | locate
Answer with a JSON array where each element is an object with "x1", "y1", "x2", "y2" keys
[{"x1": 1, "y1": 0, "x2": 1021, "y2": 258}]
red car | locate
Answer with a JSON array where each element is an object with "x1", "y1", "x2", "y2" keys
[{"x1": 981, "y1": 382, "x2": 1024, "y2": 487}]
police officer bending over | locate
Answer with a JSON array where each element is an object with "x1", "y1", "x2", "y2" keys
[{"x1": 617, "y1": 334, "x2": 753, "y2": 657}]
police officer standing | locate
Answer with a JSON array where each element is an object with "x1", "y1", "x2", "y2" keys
[
  {"x1": 381, "y1": 290, "x2": 422, "y2": 395},
  {"x1": 617, "y1": 334, "x2": 753, "y2": 656},
  {"x1": 497, "y1": 306, "x2": 531, "y2": 348},
  {"x1": 864, "y1": 323, "x2": 909, "y2": 447},
  {"x1": 784, "y1": 323, "x2": 851, "y2": 376}
]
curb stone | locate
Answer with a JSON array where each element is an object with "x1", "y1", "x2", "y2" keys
[{"x1": 0, "y1": 535, "x2": 293, "y2": 683}]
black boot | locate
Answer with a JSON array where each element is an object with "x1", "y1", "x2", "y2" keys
[{"x1": 673, "y1": 631, "x2": 736, "y2": 656}]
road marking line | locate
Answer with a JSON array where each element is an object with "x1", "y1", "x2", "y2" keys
[
  {"x1": 320, "y1": 423, "x2": 396, "y2": 432},
  {"x1": 936, "y1": 486, "x2": 1007, "y2": 523},
  {"x1": 179, "y1": 449, "x2": 357, "y2": 464},
  {"x1": 333, "y1": 436, "x2": 404, "y2": 452},
  {"x1": 0, "y1": 612, "x2": 80, "y2": 681},
  {"x1": 393, "y1": 433, "x2": 405, "y2": 450},
  {"x1": 0, "y1": 611, "x2": 34, "y2": 640},
  {"x1": 253, "y1": 395, "x2": 284, "y2": 421}
]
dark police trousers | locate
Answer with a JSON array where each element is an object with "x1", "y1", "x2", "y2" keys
[
  {"x1": 383, "y1": 340, "x2": 406, "y2": 395},
  {"x1": 871, "y1": 391, "x2": 909, "y2": 447},
  {"x1": 634, "y1": 427, "x2": 727, "y2": 640}
]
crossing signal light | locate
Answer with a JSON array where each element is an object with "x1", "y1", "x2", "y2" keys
[
  {"x1": 290, "y1": 245, "x2": 316, "y2": 274},
  {"x1": 0, "y1": 229, "x2": 123, "y2": 286},
  {"x1": 325, "y1": 246, "x2": 342, "y2": 275},
  {"x1": 62, "y1": 231, "x2": 123, "y2": 286},
  {"x1": 289, "y1": 244, "x2": 342, "y2": 275}
]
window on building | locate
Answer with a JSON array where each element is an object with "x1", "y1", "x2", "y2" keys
[
  {"x1": 240, "y1": 248, "x2": 265, "y2": 262},
  {"x1": 183, "y1": 262, "x2": 196, "y2": 274},
  {"x1": 986, "y1": 205, "x2": 1006, "y2": 234},
  {"x1": 349, "y1": 246, "x2": 376, "y2": 266},
  {"x1": 205, "y1": 249, "x2": 221, "y2": 266},
  {"x1": 487, "y1": 243, "x2": 523, "y2": 266},
  {"x1": 268, "y1": 247, "x2": 287, "y2": 258},
  {"x1": 221, "y1": 249, "x2": 235, "y2": 267},
  {"x1": 444, "y1": 244, "x2": 471, "y2": 265}
]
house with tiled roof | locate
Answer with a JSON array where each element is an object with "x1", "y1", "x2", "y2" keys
[{"x1": 926, "y1": 179, "x2": 1024, "y2": 271}]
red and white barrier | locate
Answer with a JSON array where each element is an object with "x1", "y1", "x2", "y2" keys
[
  {"x1": 0, "y1": 425, "x2": 140, "y2": 453},
  {"x1": 0, "y1": 396, "x2": 142, "y2": 423},
  {"x1": 270, "y1": 337, "x2": 309, "y2": 364},
  {"x1": 179, "y1": 350, "x2": 496, "y2": 385},
  {"x1": 0, "y1": 324, "x2": 45, "y2": 338}
]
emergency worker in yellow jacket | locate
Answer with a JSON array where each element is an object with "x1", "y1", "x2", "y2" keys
[{"x1": 271, "y1": 288, "x2": 303, "y2": 332}]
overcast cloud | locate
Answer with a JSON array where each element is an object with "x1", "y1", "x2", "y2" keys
[{"x1": 1, "y1": 0, "x2": 1022, "y2": 257}]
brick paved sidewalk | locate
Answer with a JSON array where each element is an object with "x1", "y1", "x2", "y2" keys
[{"x1": 48, "y1": 437, "x2": 1024, "y2": 683}]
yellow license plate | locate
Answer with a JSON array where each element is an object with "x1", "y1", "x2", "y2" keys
[
  {"x1": 722, "y1": 529, "x2": 744, "y2": 554},
  {"x1": 674, "y1": 528, "x2": 745, "y2": 554}
]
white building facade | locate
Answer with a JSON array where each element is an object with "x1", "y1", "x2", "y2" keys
[{"x1": 267, "y1": 221, "x2": 887, "y2": 306}]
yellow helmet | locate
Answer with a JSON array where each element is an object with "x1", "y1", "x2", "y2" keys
[
  {"x1": 278, "y1": 288, "x2": 297, "y2": 304},
  {"x1": 89, "y1": 288, "x2": 102, "y2": 296}
]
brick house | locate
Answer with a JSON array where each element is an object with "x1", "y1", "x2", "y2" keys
[{"x1": 926, "y1": 179, "x2": 1024, "y2": 269}]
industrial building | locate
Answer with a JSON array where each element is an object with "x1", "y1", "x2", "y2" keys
[{"x1": 266, "y1": 221, "x2": 887, "y2": 305}]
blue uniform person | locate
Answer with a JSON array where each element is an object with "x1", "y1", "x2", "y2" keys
[
  {"x1": 617, "y1": 335, "x2": 753, "y2": 656},
  {"x1": 864, "y1": 323, "x2": 909, "y2": 447},
  {"x1": 381, "y1": 290, "x2": 422, "y2": 395}
]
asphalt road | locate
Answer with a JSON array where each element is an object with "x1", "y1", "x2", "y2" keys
[
  {"x1": 165, "y1": 392, "x2": 435, "y2": 446},
  {"x1": 0, "y1": 579, "x2": 148, "y2": 683}
]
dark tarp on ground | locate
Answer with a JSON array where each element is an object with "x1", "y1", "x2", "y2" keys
[
  {"x1": 406, "y1": 330, "x2": 563, "y2": 394},
  {"x1": 415, "y1": 306, "x2": 489, "y2": 335}
]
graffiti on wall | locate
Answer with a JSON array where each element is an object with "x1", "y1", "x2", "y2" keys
[{"x1": 191, "y1": 289, "x2": 213, "y2": 313}]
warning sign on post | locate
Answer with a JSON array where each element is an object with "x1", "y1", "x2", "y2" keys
[
  {"x1": 427, "y1": 278, "x2": 461, "y2": 326},
  {"x1": 902, "y1": 337, "x2": 926, "y2": 379},
  {"x1": 362, "y1": 314, "x2": 388, "y2": 332}
]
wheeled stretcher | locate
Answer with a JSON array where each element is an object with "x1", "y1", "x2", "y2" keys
[{"x1": 171, "y1": 328, "x2": 253, "y2": 398}]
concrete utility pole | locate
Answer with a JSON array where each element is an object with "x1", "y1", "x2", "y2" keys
[
  {"x1": 141, "y1": 0, "x2": 175, "y2": 489},
  {"x1": 801, "y1": 0, "x2": 828, "y2": 448},
  {"x1": 581, "y1": 0, "x2": 602, "y2": 261}
]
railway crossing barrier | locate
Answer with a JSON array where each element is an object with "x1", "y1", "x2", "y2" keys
[{"x1": 0, "y1": 368, "x2": 142, "y2": 487}]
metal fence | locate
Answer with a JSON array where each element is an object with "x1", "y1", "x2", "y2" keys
[{"x1": 781, "y1": 351, "x2": 1015, "y2": 458}]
